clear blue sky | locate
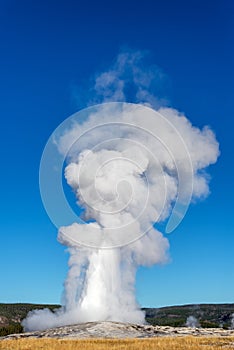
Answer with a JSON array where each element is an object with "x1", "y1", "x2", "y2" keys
[{"x1": 0, "y1": 0, "x2": 233, "y2": 307}]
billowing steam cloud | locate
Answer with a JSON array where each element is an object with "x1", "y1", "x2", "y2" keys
[{"x1": 22, "y1": 51, "x2": 219, "y2": 331}]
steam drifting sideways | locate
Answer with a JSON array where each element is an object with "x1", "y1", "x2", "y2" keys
[{"x1": 22, "y1": 57, "x2": 219, "y2": 332}]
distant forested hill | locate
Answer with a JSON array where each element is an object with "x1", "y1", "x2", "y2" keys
[
  {"x1": 0, "y1": 303, "x2": 233, "y2": 336},
  {"x1": 144, "y1": 304, "x2": 234, "y2": 328}
]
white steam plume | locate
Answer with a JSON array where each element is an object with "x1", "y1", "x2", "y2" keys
[
  {"x1": 73, "y1": 49, "x2": 168, "y2": 109},
  {"x1": 230, "y1": 313, "x2": 234, "y2": 329},
  {"x1": 22, "y1": 50, "x2": 219, "y2": 332},
  {"x1": 186, "y1": 316, "x2": 200, "y2": 328}
]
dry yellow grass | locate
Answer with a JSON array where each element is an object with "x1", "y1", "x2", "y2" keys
[{"x1": 0, "y1": 337, "x2": 234, "y2": 350}]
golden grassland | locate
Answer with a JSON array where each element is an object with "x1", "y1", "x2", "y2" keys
[{"x1": 0, "y1": 337, "x2": 234, "y2": 350}]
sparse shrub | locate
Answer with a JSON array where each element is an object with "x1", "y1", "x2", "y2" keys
[
  {"x1": 222, "y1": 324, "x2": 229, "y2": 330},
  {"x1": 200, "y1": 320, "x2": 219, "y2": 328}
]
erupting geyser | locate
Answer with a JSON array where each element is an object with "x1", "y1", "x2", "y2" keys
[
  {"x1": 22, "y1": 53, "x2": 219, "y2": 332},
  {"x1": 22, "y1": 102, "x2": 219, "y2": 332}
]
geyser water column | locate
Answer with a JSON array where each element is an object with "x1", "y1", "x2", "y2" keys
[{"x1": 22, "y1": 102, "x2": 219, "y2": 331}]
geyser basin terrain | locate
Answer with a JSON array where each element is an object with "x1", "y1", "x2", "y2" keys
[
  {"x1": 3, "y1": 322, "x2": 234, "y2": 340},
  {"x1": 23, "y1": 98, "x2": 219, "y2": 332}
]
